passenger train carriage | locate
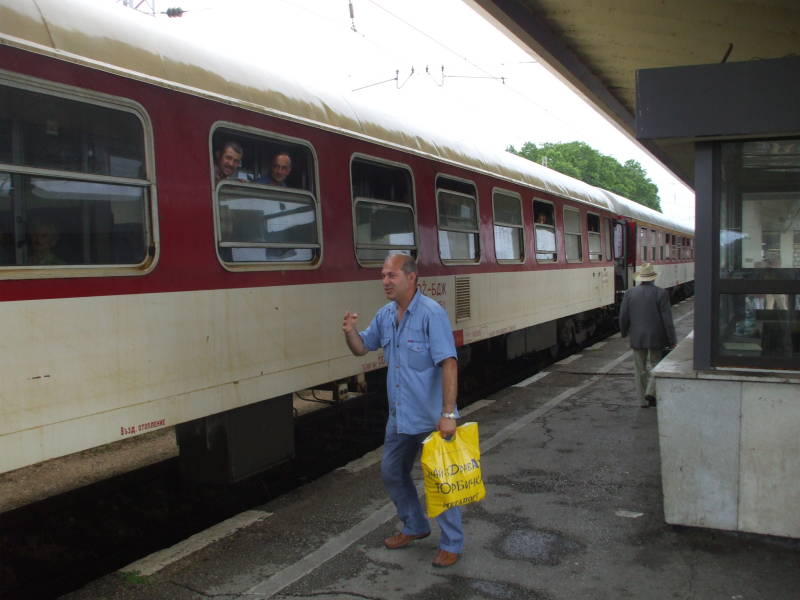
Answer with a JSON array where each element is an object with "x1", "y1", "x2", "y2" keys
[{"x1": 0, "y1": 0, "x2": 693, "y2": 480}]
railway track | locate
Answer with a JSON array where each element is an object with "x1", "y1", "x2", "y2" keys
[{"x1": 0, "y1": 326, "x2": 610, "y2": 600}]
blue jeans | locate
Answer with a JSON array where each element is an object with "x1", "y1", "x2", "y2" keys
[{"x1": 381, "y1": 419, "x2": 464, "y2": 553}]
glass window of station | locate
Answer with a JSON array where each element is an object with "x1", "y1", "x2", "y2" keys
[
  {"x1": 212, "y1": 127, "x2": 319, "y2": 266},
  {"x1": 351, "y1": 156, "x2": 416, "y2": 264},
  {"x1": 716, "y1": 138, "x2": 799, "y2": 369},
  {"x1": 436, "y1": 176, "x2": 479, "y2": 263},
  {"x1": 492, "y1": 190, "x2": 523, "y2": 262},
  {"x1": 0, "y1": 79, "x2": 153, "y2": 273},
  {"x1": 533, "y1": 200, "x2": 556, "y2": 262}
]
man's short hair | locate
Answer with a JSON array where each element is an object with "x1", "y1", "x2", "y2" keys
[
  {"x1": 389, "y1": 252, "x2": 417, "y2": 275},
  {"x1": 221, "y1": 140, "x2": 243, "y2": 155},
  {"x1": 272, "y1": 150, "x2": 292, "y2": 163}
]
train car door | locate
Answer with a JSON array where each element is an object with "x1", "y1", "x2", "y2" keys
[{"x1": 611, "y1": 219, "x2": 628, "y2": 302}]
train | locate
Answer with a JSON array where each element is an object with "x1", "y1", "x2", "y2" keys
[{"x1": 0, "y1": 0, "x2": 693, "y2": 482}]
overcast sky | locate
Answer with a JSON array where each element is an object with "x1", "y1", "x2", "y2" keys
[{"x1": 110, "y1": 0, "x2": 695, "y2": 227}]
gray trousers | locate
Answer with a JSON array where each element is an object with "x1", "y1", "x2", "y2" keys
[{"x1": 632, "y1": 348, "x2": 664, "y2": 404}]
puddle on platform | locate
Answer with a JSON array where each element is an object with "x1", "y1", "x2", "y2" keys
[{"x1": 499, "y1": 528, "x2": 582, "y2": 565}]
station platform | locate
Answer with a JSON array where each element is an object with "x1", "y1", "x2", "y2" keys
[{"x1": 63, "y1": 298, "x2": 800, "y2": 599}]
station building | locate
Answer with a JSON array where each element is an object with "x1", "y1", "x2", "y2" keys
[{"x1": 471, "y1": 0, "x2": 799, "y2": 538}]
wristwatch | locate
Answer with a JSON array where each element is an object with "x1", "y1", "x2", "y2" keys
[{"x1": 441, "y1": 411, "x2": 458, "y2": 419}]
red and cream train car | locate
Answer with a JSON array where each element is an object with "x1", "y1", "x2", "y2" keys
[
  {"x1": 0, "y1": 0, "x2": 693, "y2": 478},
  {"x1": 609, "y1": 193, "x2": 695, "y2": 298}
]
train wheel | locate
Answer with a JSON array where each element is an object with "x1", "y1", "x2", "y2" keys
[{"x1": 558, "y1": 318, "x2": 576, "y2": 350}]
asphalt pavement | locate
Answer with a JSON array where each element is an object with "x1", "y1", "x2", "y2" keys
[{"x1": 64, "y1": 297, "x2": 800, "y2": 599}]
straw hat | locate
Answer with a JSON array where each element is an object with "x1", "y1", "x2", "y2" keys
[{"x1": 634, "y1": 263, "x2": 658, "y2": 281}]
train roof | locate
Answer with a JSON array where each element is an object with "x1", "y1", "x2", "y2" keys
[
  {"x1": 1, "y1": 0, "x2": 692, "y2": 236},
  {"x1": 601, "y1": 191, "x2": 694, "y2": 236}
]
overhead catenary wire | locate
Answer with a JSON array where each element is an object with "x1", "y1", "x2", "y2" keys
[
  {"x1": 173, "y1": 0, "x2": 603, "y2": 147},
  {"x1": 355, "y1": 0, "x2": 573, "y2": 130},
  {"x1": 351, "y1": 67, "x2": 415, "y2": 92}
]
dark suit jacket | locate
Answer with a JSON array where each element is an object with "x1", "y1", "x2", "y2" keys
[{"x1": 619, "y1": 281, "x2": 677, "y2": 350}]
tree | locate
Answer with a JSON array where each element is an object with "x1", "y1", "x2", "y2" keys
[{"x1": 507, "y1": 141, "x2": 661, "y2": 212}]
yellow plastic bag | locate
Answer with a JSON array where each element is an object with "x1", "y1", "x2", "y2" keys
[{"x1": 421, "y1": 421, "x2": 486, "y2": 518}]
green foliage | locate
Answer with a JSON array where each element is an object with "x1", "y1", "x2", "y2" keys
[
  {"x1": 507, "y1": 141, "x2": 661, "y2": 212},
  {"x1": 119, "y1": 571, "x2": 149, "y2": 585}
]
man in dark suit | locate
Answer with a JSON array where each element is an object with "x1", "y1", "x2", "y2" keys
[{"x1": 619, "y1": 263, "x2": 677, "y2": 407}]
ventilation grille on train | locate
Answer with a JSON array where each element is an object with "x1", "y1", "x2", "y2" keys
[{"x1": 454, "y1": 276, "x2": 471, "y2": 322}]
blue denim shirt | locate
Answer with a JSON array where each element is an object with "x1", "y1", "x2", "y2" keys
[{"x1": 360, "y1": 291, "x2": 457, "y2": 435}]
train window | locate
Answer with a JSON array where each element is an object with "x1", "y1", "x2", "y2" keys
[
  {"x1": 0, "y1": 80, "x2": 153, "y2": 274},
  {"x1": 211, "y1": 128, "x2": 315, "y2": 191},
  {"x1": 534, "y1": 199, "x2": 556, "y2": 262},
  {"x1": 650, "y1": 229, "x2": 657, "y2": 261},
  {"x1": 563, "y1": 206, "x2": 582, "y2": 262},
  {"x1": 212, "y1": 127, "x2": 319, "y2": 266},
  {"x1": 587, "y1": 213, "x2": 601, "y2": 261},
  {"x1": 351, "y1": 157, "x2": 416, "y2": 263},
  {"x1": 492, "y1": 190, "x2": 523, "y2": 262},
  {"x1": 603, "y1": 217, "x2": 613, "y2": 261},
  {"x1": 613, "y1": 222, "x2": 624, "y2": 259},
  {"x1": 436, "y1": 176, "x2": 479, "y2": 263},
  {"x1": 640, "y1": 226, "x2": 648, "y2": 261}
]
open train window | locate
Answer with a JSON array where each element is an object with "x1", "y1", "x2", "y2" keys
[
  {"x1": 587, "y1": 213, "x2": 601, "y2": 261},
  {"x1": 212, "y1": 126, "x2": 319, "y2": 267},
  {"x1": 351, "y1": 155, "x2": 416, "y2": 264},
  {"x1": 533, "y1": 199, "x2": 556, "y2": 262},
  {"x1": 563, "y1": 206, "x2": 583, "y2": 262},
  {"x1": 0, "y1": 78, "x2": 154, "y2": 277},
  {"x1": 436, "y1": 175, "x2": 479, "y2": 263},
  {"x1": 492, "y1": 190, "x2": 523, "y2": 262}
]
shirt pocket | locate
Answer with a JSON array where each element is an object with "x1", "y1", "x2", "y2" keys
[{"x1": 407, "y1": 340, "x2": 433, "y2": 371}]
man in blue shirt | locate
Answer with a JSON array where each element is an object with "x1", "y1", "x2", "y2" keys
[
  {"x1": 342, "y1": 254, "x2": 462, "y2": 568},
  {"x1": 254, "y1": 151, "x2": 291, "y2": 186}
]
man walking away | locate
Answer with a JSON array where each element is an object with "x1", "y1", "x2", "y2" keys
[{"x1": 619, "y1": 262, "x2": 677, "y2": 408}]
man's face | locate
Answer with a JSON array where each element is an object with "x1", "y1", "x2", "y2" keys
[
  {"x1": 271, "y1": 154, "x2": 292, "y2": 184},
  {"x1": 217, "y1": 147, "x2": 242, "y2": 178},
  {"x1": 381, "y1": 255, "x2": 415, "y2": 303},
  {"x1": 31, "y1": 224, "x2": 57, "y2": 251}
]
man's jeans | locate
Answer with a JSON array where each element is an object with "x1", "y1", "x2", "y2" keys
[{"x1": 381, "y1": 421, "x2": 464, "y2": 553}]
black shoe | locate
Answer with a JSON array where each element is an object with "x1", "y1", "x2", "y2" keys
[{"x1": 645, "y1": 395, "x2": 657, "y2": 407}]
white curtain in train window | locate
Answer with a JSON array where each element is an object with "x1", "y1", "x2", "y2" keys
[
  {"x1": 438, "y1": 190, "x2": 478, "y2": 261},
  {"x1": 587, "y1": 213, "x2": 601, "y2": 261},
  {"x1": 535, "y1": 225, "x2": 556, "y2": 261},
  {"x1": 493, "y1": 192, "x2": 523, "y2": 261},
  {"x1": 563, "y1": 207, "x2": 582, "y2": 261}
]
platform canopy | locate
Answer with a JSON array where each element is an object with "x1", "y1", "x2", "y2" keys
[{"x1": 468, "y1": 0, "x2": 799, "y2": 188}]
